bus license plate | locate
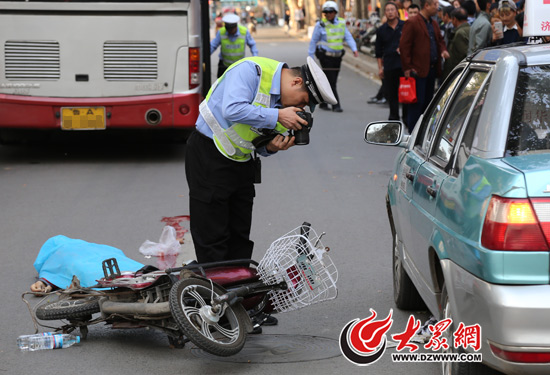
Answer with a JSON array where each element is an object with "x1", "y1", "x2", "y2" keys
[{"x1": 61, "y1": 107, "x2": 106, "y2": 130}]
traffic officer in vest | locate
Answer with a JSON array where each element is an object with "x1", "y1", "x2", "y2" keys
[
  {"x1": 210, "y1": 13, "x2": 259, "y2": 78},
  {"x1": 185, "y1": 58, "x2": 336, "y2": 327},
  {"x1": 308, "y1": 1, "x2": 359, "y2": 112}
]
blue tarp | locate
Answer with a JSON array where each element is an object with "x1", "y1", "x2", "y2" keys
[{"x1": 34, "y1": 235, "x2": 144, "y2": 289}]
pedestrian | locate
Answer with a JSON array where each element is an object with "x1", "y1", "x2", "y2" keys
[
  {"x1": 375, "y1": 2, "x2": 407, "y2": 123},
  {"x1": 210, "y1": 13, "x2": 258, "y2": 78},
  {"x1": 395, "y1": 0, "x2": 407, "y2": 21},
  {"x1": 468, "y1": 0, "x2": 492, "y2": 54},
  {"x1": 284, "y1": 9, "x2": 291, "y2": 33},
  {"x1": 399, "y1": 0, "x2": 449, "y2": 132},
  {"x1": 443, "y1": 7, "x2": 470, "y2": 78},
  {"x1": 185, "y1": 56, "x2": 336, "y2": 288},
  {"x1": 441, "y1": 6, "x2": 455, "y2": 47},
  {"x1": 463, "y1": 0, "x2": 476, "y2": 25},
  {"x1": 403, "y1": 0, "x2": 413, "y2": 19},
  {"x1": 407, "y1": 3, "x2": 420, "y2": 18},
  {"x1": 309, "y1": 1, "x2": 359, "y2": 112},
  {"x1": 294, "y1": 7, "x2": 304, "y2": 31},
  {"x1": 491, "y1": 0, "x2": 521, "y2": 46}
]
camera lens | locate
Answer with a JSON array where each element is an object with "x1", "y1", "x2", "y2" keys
[
  {"x1": 294, "y1": 111, "x2": 312, "y2": 145},
  {"x1": 293, "y1": 128, "x2": 308, "y2": 145}
]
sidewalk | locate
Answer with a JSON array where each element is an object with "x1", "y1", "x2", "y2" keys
[{"x1": 252, "y1": 24, "x2": 380, "y2": 84}]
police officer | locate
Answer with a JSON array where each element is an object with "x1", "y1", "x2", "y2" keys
[
  {"x1": 308, "y1": 1, "x2": 359, "y2": 112},
  {"x1": 186, "y1": 56, "x2": 336, "y2": 266},
  {"x1": 210, "y1": 13, "x2": 259, "y2": 78}
]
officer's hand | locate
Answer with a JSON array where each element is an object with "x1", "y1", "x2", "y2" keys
[
  {"x1": 266, "y1": 134, "x2": 295, "y2": 152},
  {"x1": 353, "y1": 50, "x2": 359, "y2": 58},
  {"x1": 278, "y1": 107, "x2": 306, "y2": 131}
]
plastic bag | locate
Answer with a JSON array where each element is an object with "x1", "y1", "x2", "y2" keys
[
  {"x1": 398, "y1": 77, "x2": 417, "y2": 104},
  {"x1": 139, "y1": 226, "x2": 181, "y2": 269}
]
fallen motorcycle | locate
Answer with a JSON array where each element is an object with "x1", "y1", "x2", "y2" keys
[{"x1": 28, "y1": 223, "x2": 338, "y2": 356}]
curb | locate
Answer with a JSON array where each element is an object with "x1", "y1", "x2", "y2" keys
[{"x1": 342, "y1": 46, "x2": 381, "y2": 85}]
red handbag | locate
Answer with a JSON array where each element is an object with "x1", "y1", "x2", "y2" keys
[{"x1": 398, "y1": 77, "x2": 417, "y2": 104}]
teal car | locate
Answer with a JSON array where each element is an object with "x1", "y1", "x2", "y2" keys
[{"x1": 364, "y1": 44, "x2": 550, "y2": 375}]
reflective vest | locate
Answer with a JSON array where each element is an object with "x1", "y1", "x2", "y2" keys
[
  {"x1": 322, "y1": 17, "x2": 346, "y2": 50},
  {"x1": 220, "y1": 25, "x2": 248, "y2": 67},
  {"x1": 199, "y1": 57, "x2": 288, "y2": 162}
]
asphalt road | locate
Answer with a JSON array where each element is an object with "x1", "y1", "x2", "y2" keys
[{"x1": 0, "y1": 25, "x2": 440, "y2": 375}]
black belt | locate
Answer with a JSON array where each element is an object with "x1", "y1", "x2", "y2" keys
[{"x1": 193, "y1": 130, "x2": 215, "y2": 144}]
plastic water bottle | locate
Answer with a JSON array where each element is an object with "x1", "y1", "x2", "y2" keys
[
  {"x1": 17, "y1": 333, "x2": 53, "y2": 351},
  {"x1": 20, "y1": 333, "x2": 80, "y2": 351}
]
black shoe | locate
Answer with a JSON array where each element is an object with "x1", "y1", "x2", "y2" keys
[
  {"x1": 250, "y1": 325, "x2": 263, "y2": 334},
  {"x1": 262, "y1": 314, "x2": 278, "y2": 326},
  {"x1": 332, "y1": 107, "x2": 343, "y2": 113},
  {"x1": 250, "y1": 311, "x2": 278, "y2": 326},
  {"x1": 367, "y1": 96, "x2": 380, "y2": 104},
  {"x1": 319, "y1": 105, "x2": 330, "y2": 111},
  {"x1": 376, "y1": 98, "x2": 387, "y2": 105}
]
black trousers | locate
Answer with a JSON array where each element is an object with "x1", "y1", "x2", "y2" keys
[
  {"x1": 376, "y1": 79, "x2": 386, "y2": 100},
  {"x1": 185, "y1": 131, "x2": 256, "y2": 263},
  {"x1": 217, "y1": 60, "x2": 228, "y2": 79},
  {"x1": 407, "y1": 66, "x2": 436, "y2": 133},
  {"x1": 384, "y1": 68, "x2": 408, "y2": 124},
  {"x1": 316, "y1": 52, "x2": 342, "y2": 109}
]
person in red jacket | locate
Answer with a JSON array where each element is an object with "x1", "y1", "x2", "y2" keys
[{"x1": 399, "y1": 0, "x2": 449, "y2": 132}]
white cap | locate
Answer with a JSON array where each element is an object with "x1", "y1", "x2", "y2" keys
[
  {"x1": 222, "y1": 13, "x2": 240, "y2": 25},
  {"x1": 322, "y1": 1, "x2": 339, "y2": 13},
  {"x1": 301, "y1": 56, "x2": 337, "y2": 111}
]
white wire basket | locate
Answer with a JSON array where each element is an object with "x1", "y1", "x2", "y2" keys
[{"x1": 257, "y1": 225, "x2": 338, "y2": 313}]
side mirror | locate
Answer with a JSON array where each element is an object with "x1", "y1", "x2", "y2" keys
[{"x1": 363, "y1": 121, "x2": 408, "y2": 146}]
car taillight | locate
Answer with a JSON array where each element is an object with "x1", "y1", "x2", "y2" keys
[
  {"x1": 189, "y1": 47, "x2": 200, "y2": 89},
  {"x1": 481, "y1": 196, "x2": 550, "y2": 251},
  {"x1": 490, "y1": 343, "x2": 550, "y2": 363}
]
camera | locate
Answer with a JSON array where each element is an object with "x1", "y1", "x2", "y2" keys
[
  {"x1": 291, "y1": 111, "x2": 313, "y2": 145},
  {"x1": 250, "y1": 110, "x2": 313, "y2": 149}
]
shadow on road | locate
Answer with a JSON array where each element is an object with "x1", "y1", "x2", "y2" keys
[{"x1": 0, "y1": 129, "x2": 187, "y2": 164}]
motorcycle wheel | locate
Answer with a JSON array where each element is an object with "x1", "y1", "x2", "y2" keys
[
  {"x1": 169, "y1": 278, "x2": 247, "y2": 357},
  {"x1": 35, "y1": 296, "x2": 100, "y2": 321}
]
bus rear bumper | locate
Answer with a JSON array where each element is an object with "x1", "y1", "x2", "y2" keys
[{"x1": 0, "y1": 93, "x2": 200, "y2": 129}]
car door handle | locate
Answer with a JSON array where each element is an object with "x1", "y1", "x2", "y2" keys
[
  {"x1": 405, "y1": 171, "x2": 415, "y2": 181},
  {"x1": 426, "y1": 185, "x2": 437, "y2": 198}
]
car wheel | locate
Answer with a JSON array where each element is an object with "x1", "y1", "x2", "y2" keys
[
  {"x1": 392, "y1": 231, "x2": 426, "y2": 310},
  {"x1": 440, "y1": 285, "x2": 503, "y2": 375}
]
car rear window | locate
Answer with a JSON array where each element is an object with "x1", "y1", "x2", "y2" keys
[{"x1": 507, "y1": 65, "x2": 550, "y2": 155}]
